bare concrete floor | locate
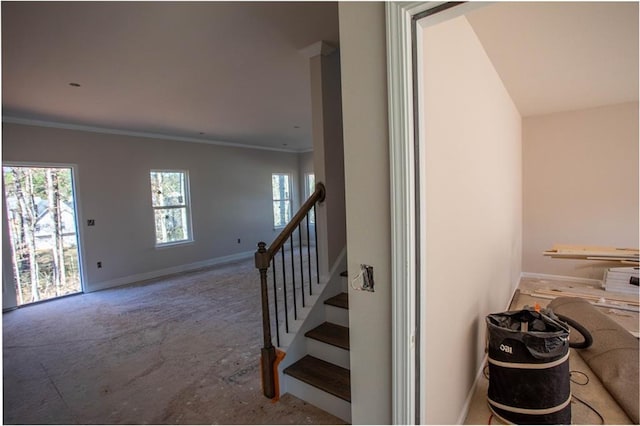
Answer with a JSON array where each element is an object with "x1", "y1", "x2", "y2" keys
[
  {"x1": 3, "y1": 257, "x2": 345, "y2": 425},
  {"x1": 464, "y1": 276, "x2": 639, "y2": 425}
]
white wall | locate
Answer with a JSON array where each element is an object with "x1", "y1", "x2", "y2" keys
[
  {"x1": 339, "y1": 3, "x2": 392, "y2": 424},
  {"x1": 310, "y1": 49, "x2": 347, "y2": 279},
  {"x1": 339, "y1": 6, "x2": 635, "y2": 424},
  {"x1": 297, "y1": 151, "x2": 314, "y2": 202},
  {"x1": 2, "y1": 123, "x2": 302, "y2": 294},
  {"x1": 420, "y1": 16, "x2": 522, "y2": 423},
  {"x1": 321, "y1": 51, "x2": 347, "y2": 273},
  {"x1": 523, "y1": 102, "x2": 639, "y2": 279}
]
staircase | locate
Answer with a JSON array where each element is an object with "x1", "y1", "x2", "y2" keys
[
  {"x1": 283, "y1": 291, "x2": 351, "y2": 422},
  {"x1": 255, "y1": 183, "x2": 351, "y2": 422}
]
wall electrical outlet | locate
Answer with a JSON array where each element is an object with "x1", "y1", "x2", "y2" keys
[
  {"x1": 351, "y1": 264, "x2": 375, "y2": 292},
  {"x1": 87, "y1": 219, "x2": 95, "y2": 226},
  {"x1": 237, "y1": 238, "x2": 241, "y2": 244},
  {"x1": 97, "y1": 261, "x2": 102, "y2": 268},
  {"x1": 360, "y1": 264, "x2": 374, "y2": 292}
]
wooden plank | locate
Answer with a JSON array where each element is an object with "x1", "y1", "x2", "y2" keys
[
  {"x1": 549, "y1": 244, "x2": 639, "y2": 256},
  {"x1": 544, "y1": 252, "x2": 639, "y2": 260},
  {"x1": 544, "y1": 253, "x2": 639, "y2": 259},
  {"x1": 543, "y1": 243, "x2": 639, "y2": 266},
  {"x1": 533, "y1": 288, "x2": 640, "y2": 306},
  {"x1": 586, "y1": 257, "x2": 640, "y2": 264},
  {"x1": 519, "y1": 289, "x2": 640, "y2": 313},
  {"x1": 283, "y1": 355, "x2": 351, "y2": 402},
  {"x1": 544, "y1": 251, "x2": 639, "y2": 258},
  {"x1": 325, "y1": 293, "x2": 349, "y2": 310},
  {"x1": 305, "y1": 322, "x2": 350, "y2": 350},
  {"x1": 543, "y1": 253, "x2": 640, "y2": 265}
]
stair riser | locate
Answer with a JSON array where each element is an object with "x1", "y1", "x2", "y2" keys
[
  {"x1": 285, "y1": 375, "x2": 352, "y2": 423},
  {"x1": 306, "y1": 339, "x2": 350, "y2": 369},
  {"x1": 324, "y1": 304, "x2": 349, "y2": 328}
]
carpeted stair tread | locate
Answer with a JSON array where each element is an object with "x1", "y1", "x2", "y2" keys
[
  {"x1": 305, "y1": 322, "x2": 349, "y2": 350},
  {"x1": 284, "y1": 355, "x2": 351, "y2": 402},
  {"x1": 324, "y1": 292, "x2": 349, "y2": 310}
]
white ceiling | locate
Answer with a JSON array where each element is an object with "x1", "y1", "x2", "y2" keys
[
  {"x1": 2, "y1": 2, "x2": 339, "y2": 152},
  {"x1": 466, "y1": 2, "x2": 639, "y2": 117},
  {"x1": 2, "y1": 2, "x2": 638, "y2": 152}
]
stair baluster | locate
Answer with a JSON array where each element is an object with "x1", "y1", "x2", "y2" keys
[
  {"x1": 290, "y1": 236, "x2": 297, "y2": 320},
  {"x1": 307, "y1": 214, "x2": 312, "y2": 296},
  {"x1": 298, "y1": 224, "x2": 305, "y2": 308},
  {"x1": 313, "y1": 204, "x2": 319, "y2": 284},
  {"x1": 272, "y1": 257, "x2": 280, "y2": 347},
  {"x1": 280, "y1": 247, "x2": 289, "y2": 333}
]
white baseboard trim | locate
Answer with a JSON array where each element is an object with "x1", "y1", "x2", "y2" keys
[
  {"x1": 456, "y1": 352, "x2": 488, "y2": 425},
  {"x1": 88, "y1": 250, "x2": 255, "y2": 292},
  {"x1": 520, "y1": 272, "x2": 603, "y2": 287}
]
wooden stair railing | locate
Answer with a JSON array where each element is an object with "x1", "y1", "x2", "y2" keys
[{"x1": 255, "y1": 182, "x2": 326, "y2": 398}]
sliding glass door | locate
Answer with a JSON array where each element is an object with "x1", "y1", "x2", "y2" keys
[{"x1": 3, "y1": 165, "x2": 83, "y2": 306}]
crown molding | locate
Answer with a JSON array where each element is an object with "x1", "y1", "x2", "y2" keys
[{"x1": 2, "y1": 116, "x2": 310, "y2": 154}]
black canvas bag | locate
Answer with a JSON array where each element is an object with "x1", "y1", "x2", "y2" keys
[{"x1": 486, "y1": 308, "x2": 592, "y2": 425}]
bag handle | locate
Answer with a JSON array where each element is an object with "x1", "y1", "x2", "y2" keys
[{"x1": 521, "y1": 333, "x2": 569, "y2": 360}]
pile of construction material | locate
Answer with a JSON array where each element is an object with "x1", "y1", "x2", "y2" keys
[
  {"x1": 543, "y1": 244, "x2": 639, "y2": 266},
  {"x1": 604, "y1": 267, "x2": 639, "y2": 295},
  {"x1": 549, "y1": 297, "x2": 639, "y2": 424}
]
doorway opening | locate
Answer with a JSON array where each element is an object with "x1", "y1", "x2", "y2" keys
[{"x1": 3, "y1": 165, "x2": 83, "y2": 306}]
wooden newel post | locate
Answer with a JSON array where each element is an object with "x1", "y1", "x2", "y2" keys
[{"x1": 255, "y1": 241, "x2": 276, "y2": 398}]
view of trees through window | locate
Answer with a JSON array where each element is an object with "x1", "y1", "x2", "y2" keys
[
  {"x1": 150, "y1": 170, "x2": 191, "y2": 245},
  {"x1": 272, "y1": 173, "x2": 291, "y2": 228},
  {"x1": 3, "y1": 166, "x2": 82, "y2": 305}
]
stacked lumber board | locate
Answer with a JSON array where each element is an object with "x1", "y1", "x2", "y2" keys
[
  {"x1": 604, "y1": 267, "x2": 639, "y2": 295},
  {"x1": 543, "y1": 244, "x2": 639, "y2": 265},
  {"x1": 520, "y1": 275, "x2": 638, "y2": 308},
  {"x1": 520, "y1": 285, "x2": 639, "y2": 313}
]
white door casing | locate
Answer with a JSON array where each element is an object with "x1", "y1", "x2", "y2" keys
[{"x1": 386, "y1": 2, "x2": 490, "y2": 423}]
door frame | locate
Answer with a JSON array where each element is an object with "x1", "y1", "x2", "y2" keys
[
  {"x1": 2, "y1": 162, "x2": 87, "y2": 309},
  {"x1": 386, "y1": 2, "x2": 488, "y2": 423}
]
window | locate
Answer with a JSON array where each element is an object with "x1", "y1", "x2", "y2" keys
[
  {"x1": 305, "y1": 173, "x2": 316, "y2": 224},
  {"x1": 150, "y1": 170, "x2": 192, "y2": 246},
  {"x1": 272, "y1": 173, "x2": 291, "y2": 228}
]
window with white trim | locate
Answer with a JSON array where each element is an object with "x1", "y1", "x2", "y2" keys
[
  {"x1": 305, "y1": 173, "x2": 316, "y2": 224},
  {"x1": 272, "y1": 173, "x2": 291, "y2": 228},
  {"x1": 150, "y1": 170, "x2": 192, "y2": 246}
]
